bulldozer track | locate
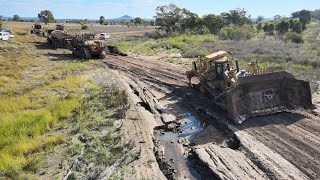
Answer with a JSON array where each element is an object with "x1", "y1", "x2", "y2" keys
[
  {"x1": 106, "y1": 56, "x2": 186, "y2": 82},
  {"x1": 102, "y1": 55, "x2": 320, "y2": 179}
]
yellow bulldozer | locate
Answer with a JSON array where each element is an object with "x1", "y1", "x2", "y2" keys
[{"x1": 186, "y1": 51, "x2": 313, "y2": 124}]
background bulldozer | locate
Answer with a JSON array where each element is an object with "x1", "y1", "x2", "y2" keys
[
  {"x1": 31, "y1": 23, "x2": 45, "y2": 36},
  {"x1": 47, "y1": 24, "x2": 106, "y2": 59},
  {"x1": 67, "y1": 33, "x2": 106, "y2": 59},
  {"x1": 187, "y1": 51, "x2": 313, "y2": 124}
]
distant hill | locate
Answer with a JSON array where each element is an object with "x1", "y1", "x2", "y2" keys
[
  {"x1": 118, "y1": 15, "x2": 134, "y2": 19},
  {"x1": 116, "y1": 15, "x2": 134, "y2": 20}
]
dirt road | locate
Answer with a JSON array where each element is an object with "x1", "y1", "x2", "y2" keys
[{"x1": 102, "y1": 54, "x2": 320, "y2": 179}]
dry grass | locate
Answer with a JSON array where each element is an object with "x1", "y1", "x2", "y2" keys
[
  {"x1": 115, "y1": 23, "x2": 320, "y2": 83},
  {"x1": 0, "y1": 22, "x2": 116, "y2": 178}
]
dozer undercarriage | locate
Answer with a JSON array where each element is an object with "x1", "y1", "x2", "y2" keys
[{"x1": 187, "y1": 51, "x2": 313, "y2": 124}]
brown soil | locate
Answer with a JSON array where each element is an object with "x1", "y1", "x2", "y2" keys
[{"x1": 102, "y1": 54, "x2": 320, "y2": 179}]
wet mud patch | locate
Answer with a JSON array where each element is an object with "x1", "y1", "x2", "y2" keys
[{"x1": 153, "y1": 113, "x2": 203, "y2": 179}]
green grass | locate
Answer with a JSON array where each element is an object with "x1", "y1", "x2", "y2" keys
[
  {"x1": 0, "y1": 23, "x2": 108, "y2": 178},
  {"x1": 0, "y1": 75, "x2": 85, "y2": 177},
  {"x1": 115, "y1": 34, "x2": 217, "y2": 57},
  {"x1": 292, "y1": 63, "x2": 315, "y2": 70},
  {"x1": 65, "y1": 85, "x2": 129, "y2": 178},
  {"x1": 257, "y1": 61, "x2": 283, "y2": 68}
]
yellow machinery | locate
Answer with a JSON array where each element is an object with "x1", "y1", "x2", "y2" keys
[
  {"x1": 31, "y1": 23, "x2": 45, "y2": 36},
  {"x1": 187, "y1": 51, "x2": 313, "y2": 124}
]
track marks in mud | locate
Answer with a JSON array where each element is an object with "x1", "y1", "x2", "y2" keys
[
  {"x1": 232, "y1": 128, "x2": 310, "y2": 180},
  {"x1": 239, "y1": 113, "x2": 320, "y2": 179},
  {"x1": 102, "y1": 56, "x2": 320, "y2": 179}
]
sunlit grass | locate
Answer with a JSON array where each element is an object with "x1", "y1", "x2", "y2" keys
[
  {"x1": 292, "y1": 63, "x2": 315, "y2": 70},
  {"x1": 0, "y1": 76, "x2": 84, "y2": 177},
  {"x1": 115, "y1": 34, "x2": 217, "y2": 56},
  {"x1": 0, "y1": 22, "x2": 99, "y2": 177}
]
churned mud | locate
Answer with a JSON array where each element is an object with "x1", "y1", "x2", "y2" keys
[{"x1": 102, "y1": 54, "x2": 320, "y2": 179}]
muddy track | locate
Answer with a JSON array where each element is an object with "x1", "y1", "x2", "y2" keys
[{"x1": 102, "y1": 55, "x2": 320, "y2": 179}]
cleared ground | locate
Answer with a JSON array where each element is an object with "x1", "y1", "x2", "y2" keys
[
  {"x1": 1, "y1": 21, "x2": 320, "y2": 179},
  {"x1": 102, "y1": 54, "x2": 320, "y2": 179}
]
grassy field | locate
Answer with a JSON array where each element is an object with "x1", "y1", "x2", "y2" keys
[
  {"x1": 0, "y1": 22, "x2": 129, "y2": 179},
  {"x1": 5, "y1": 22, "x2": 155, "y2": 38}
]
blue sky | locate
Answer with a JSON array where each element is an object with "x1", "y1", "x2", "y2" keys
[{"x1": 0, "y1": 0, "x2": 318, "y2": 19}]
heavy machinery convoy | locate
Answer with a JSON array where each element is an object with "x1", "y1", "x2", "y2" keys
[
  {"x1": 187, "y1": 51, "x2": 313, "y2": 124},
  {"x1": 47, "y1": 24, "x2": 106, "y2": 59},
  {"x1": 45, "y1": 24, "x2": 124, "y2": 59}
]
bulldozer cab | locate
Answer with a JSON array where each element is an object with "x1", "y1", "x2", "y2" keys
[
  {"x1": 34, "y1": 24, "x2": 42, "y2": 29},
  {"x1": 204, "y1": 51, "x2": 231, "y2": 80},
  {"x1": 81, "y1": 34, "x2": 95, "y2": 42},
  {"x1": 214, "y1": 62, "x2": 229, "y2": 80},
  {"x1": 56, "y1": 24, "x2": 64, "y2": 31}
]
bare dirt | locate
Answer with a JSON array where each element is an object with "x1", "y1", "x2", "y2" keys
[
  {"x1": 101, "y1": 54, "x2": 320, "y2": 180},
  {"x1": 24, "y1": 28, "x2": 320, "y2": 179}
]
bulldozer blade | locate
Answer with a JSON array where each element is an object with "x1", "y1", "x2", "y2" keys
[{"x1": 226, "y1": 72, "x2": 313, "y2": 124}]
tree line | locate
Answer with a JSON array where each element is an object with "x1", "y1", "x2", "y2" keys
[
  {"x1": 153, "y1": 4, "x2": 314, "y2": 43},
  {"x1": 156, "y1": 4, "x2": 314, "y2": 35}
]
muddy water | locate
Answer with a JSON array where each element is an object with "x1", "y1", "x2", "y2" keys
[
  {"x1": 155, "y1": 113, "x2": 203, "y2": 179},
  {"x1": 158, "y1": 114, "x2": 203, "y2": 142}
]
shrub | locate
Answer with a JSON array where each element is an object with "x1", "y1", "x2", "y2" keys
[
  {"x1": 16, "y1": 31, "x2": 28, "y2": 36},
  {"x1": 81, "y1": 24, "x2": 88, "y2": 30},
  {"x1": 285, "y1": 32, "x2": 304, "y2": 43},
  {"x1": 219, "y1": 25, "x2": 255, "y2": 41},
  {"x1": 256, "y1": 22, "x2": 263, "y2": 32},
  {"x1": 276, "y1": 20, "x2": 290, "y2": 35},
  {"x1": 144, "y1": 31, "x2": 166, "y2": 39},
  {"x1": 291, "y1": 20, "x2": 303, "y2": 33},
  {"x1": 263, "y1": 22, "x2": 275, "y2": 35},
  {"x1": 194, "y1": 26, "x2": 211, "y2": 35}
]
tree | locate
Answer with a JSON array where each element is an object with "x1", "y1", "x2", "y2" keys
[
  {"x1": 119, "y1": 20, "x2": 129, "y2": 26},
  {"x1": 256, "y1": 22, "x2": 263, "y2": 32},
  {"x1": 179, "y1": 8, "x2": 200, "y2": 32},
  {"x1": 263, "y1": 22, "x2": 275, "y2": 35},
  {"x1": 299, "y1": 10, "x2": 311, "y2": 30},
  {"x1": 257, "y1": 16, "x2": 264, "y2": 23},
  {"x1": 219, "y1": 25, "x2": 255, "y2": 41},
  {"x1": 311, "y1": 9, "x2": 320, "y2": 21},
  {"x1": 0, "y1": 16, "x2": 2, "y2": 31},
  {"x1": 289, "y1": 19, "x2": 294, "y2": 29},
  {"x1": 291, "y1": 10, "x2": 311, "y2": 30},
  {"x1": 149, "y1": 20, "x2": 155, "y2": 26},
  {"x1": 134, "y1": 17, "x2": 144, "y2": 25},
  {"x1": 13, "y1": 15, "x2": 20, "y2": 22},
  {"x1": 276, "y1": 20, "x2": 290, "y2": 34},
  {"x1": 203, "y1": 14, "x2": 225, "y2": 35},
  {"x1": 221, "y1": 8, "x2": 252, "y2": 26},
  {"x1": 38, "y1": 10, "x2": 55, "y2": 24},
  {"x1": 99, "y1": 16, "x2": 106, "y2": 25},
  {"x1": 273, "y1": 15, "x2": 282, "y2": 21},
  {"x1": 155, "y1": 4, "x2": 183, "y2": 35},
  {"x1": 292, "y1": 20, "x2": 303, "y2": 33}
]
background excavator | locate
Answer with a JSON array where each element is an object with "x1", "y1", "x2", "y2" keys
[{"x1": 187, "y1": 51, "x2": 313, "y2": 124}]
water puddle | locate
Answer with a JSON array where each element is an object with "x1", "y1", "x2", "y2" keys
[
  {"x1": 154, "y1": 113, "x2": 203, "y2": 179},
  {"x1": 158, "y1": 113, "x2": 203, "y2": 142}
]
